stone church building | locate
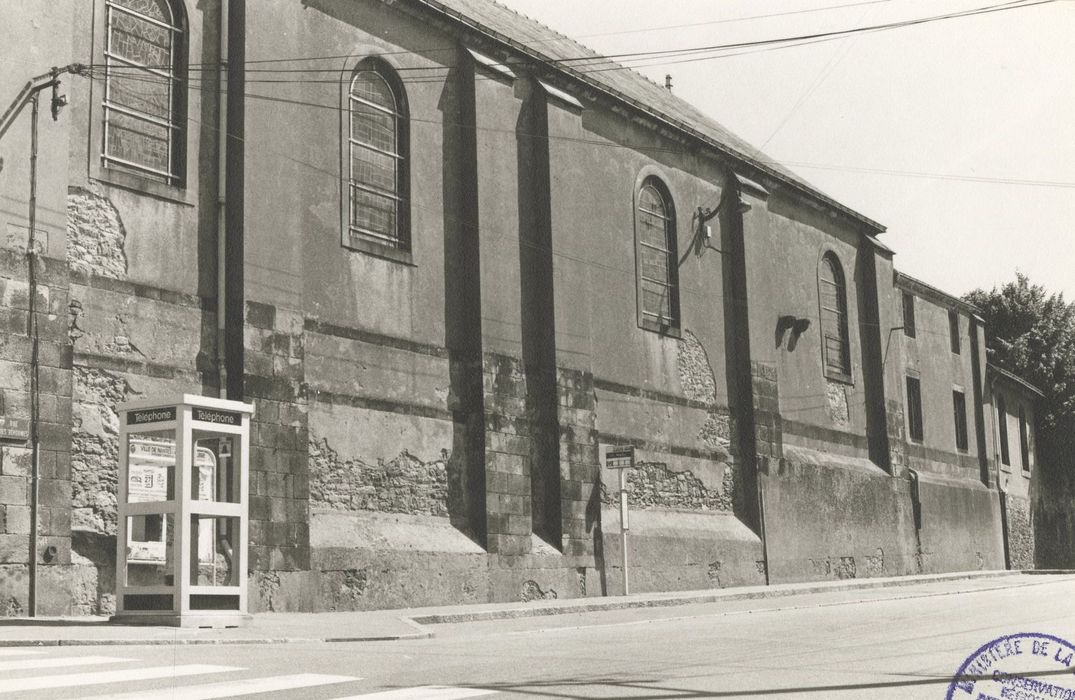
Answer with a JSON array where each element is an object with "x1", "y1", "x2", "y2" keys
[{"x1": 0, "y1": 0, "x2": 1049, "y2": 614}]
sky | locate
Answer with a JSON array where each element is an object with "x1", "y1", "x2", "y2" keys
[{"x1": 494, "y1": 0, "x2": 1075, "y2": 300}]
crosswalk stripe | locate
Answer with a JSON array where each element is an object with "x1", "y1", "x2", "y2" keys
[
  {"x1": 334, "y1": 687, "x2": 497, "y2": 700},
  {"x1": 82, "y1": 672, "x2": 359, "y2": 700},
  {"x1": 0, "y1": 664, "x2": 238, "y2": 694},
  {"x1": 0, "y1": 649, "x2": 46, "y2": 657},
  {"x1": 0, "y1": 655, "x2": 132, "y2": 672}
]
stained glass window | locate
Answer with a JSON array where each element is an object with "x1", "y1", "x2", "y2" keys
[
  {"x1": 348, "y1": 65, "x2": 408, "y2": 250},
  {"x1": 637, "y1": 179, "x2": 679, "y2": 331},
  {"x1": 820, "y1": 253, "x2": 851, "y2": 376},
  {"x1": 103, "y1": 0, "x2": 184, "y2": 184}
]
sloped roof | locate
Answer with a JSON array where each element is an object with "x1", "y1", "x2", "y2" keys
[{"x1": 413, "y1": 0, "x2": 885, "y2": 233}]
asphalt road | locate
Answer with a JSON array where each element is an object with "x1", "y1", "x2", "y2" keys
[{"x1": 4, "y1": 574, "x2": 1075, "y2": 699}]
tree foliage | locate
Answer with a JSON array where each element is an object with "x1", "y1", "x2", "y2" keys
[{"x1": 965, "y1": 274, "x2": 1075, "y2": 465}]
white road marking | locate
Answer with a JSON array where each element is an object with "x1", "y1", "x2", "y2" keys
[
  {"x1": 0, "y1": 664, "x2": 238, "y2": 694},
  {"x1": 335, "y1": 687, "x2": 497, "y2": 699},
  {"x1": 0, "y1": 655, "x2": 132, "y2": 672},
  {"x1": 0, "y1": 649, "x2": 46, "y2": 657},
  {"x1": 83, "y1": 672, "x2": 359, "y2": 699}
]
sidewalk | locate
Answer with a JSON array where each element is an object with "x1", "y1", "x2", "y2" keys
[{"x1": 0, "y1": 569, "x2": 1064, "y2": 647}]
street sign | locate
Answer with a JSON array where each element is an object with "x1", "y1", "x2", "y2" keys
[{"x1": 602, "y1": 444, "x2": 635, "y2": 469}]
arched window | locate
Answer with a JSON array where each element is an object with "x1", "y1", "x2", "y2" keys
[
  {"x1": 347, "y1": 62, "x2": 409, "y2": 251},
  {"x1": 636, "y1": 177, "x2": 679, "y2": 332},
  {"x1": 819, "y1": 252, "x2": 851, "y2": 377},
  {"x1": 103, "y1": 0, "x2": 185, "y2": 184}
]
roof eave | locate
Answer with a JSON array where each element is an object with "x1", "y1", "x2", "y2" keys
[{"x1": 412, "y1": 0, "x2": 886, "y2": 236}]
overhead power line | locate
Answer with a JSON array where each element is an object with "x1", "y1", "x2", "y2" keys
[{"x1": 94, "y1": 0, "x2": 1058, "y2": 75}]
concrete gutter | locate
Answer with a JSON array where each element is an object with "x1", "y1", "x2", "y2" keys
[{"x1": 1, "y1": 570, "x2": 1069, "y2": 647}]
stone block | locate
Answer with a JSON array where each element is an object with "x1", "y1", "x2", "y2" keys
[
  {"x1": 38, "y1": 478, "x2": 71, "y2": 509},
  {"x1": 0, "y1": 534, "x2": 29, "y2": 563},
  {"x1": 4, "y1": 505, "x2": 30, "y2": 534},
  {"x1": 0, "y1": 446, "x2": 31, "y2": 477},
  {"x1": 0, "y1": 475, "x2": 28, "y2": 505},
  {"x1": 246, "y1": 301, "x2": 276, "y2": 330}
]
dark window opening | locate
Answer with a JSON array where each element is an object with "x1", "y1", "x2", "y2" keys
[
  {"x1": 902, "y1": 292, "x2": 916, "y2": 338},
  {"x1": 949, "y1": 310, "x2": 961, "y2": 354},
  {"x1": 906, "y1": 376, "x2": 923, "y2": 442},
  {"x1": 953, "y1": 390, "x2": 968, "y2": 452},
  {"x1": 997, "y1": 393, "x2": 1010, "y2": 466},
  {"x1": 1019, "y1": 405, "x2": 1030, "y2": 471}
]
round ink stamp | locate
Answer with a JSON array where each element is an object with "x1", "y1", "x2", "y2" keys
[{"x1": 948, "y1": 632, "x2": 1075, "y2": 699}]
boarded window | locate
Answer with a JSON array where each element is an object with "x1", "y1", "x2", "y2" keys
[
  {"x1": 902, "y1": 292, "x2": 916, "y2": 338},
  {"x1": 953, "y1": 389, "x2": 968, "y2": 452},
  {"x1": 997, "y1": 393, "x2": 1010, "y2": 465},
  {"x1": 102, "y1": 0, "x2": 184, "y2": 184},
  {"x1": 348, "y1": 64, "x2": 408, "y2": 251},
  {"x1": 819, "y1": 253, "x2": 851, "y2": 377},
  {"x1": 636, "y1": 178, "x2": 679, "y2": 332},
  {"x1": 906, "y1": 376, "x2": 923, "y2": 442}
]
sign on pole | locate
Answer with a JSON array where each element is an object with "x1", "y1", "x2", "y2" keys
[{"x1": 600, "y1": 443, "x2": 635, "y2": 595}]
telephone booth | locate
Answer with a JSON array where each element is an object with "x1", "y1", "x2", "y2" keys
[{"x1": 113, "y1": 395, "x2": 254, "y2": 627}]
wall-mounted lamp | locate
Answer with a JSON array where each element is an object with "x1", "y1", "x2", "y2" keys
[{"x1": 776, "y1": 315, "x2": 811, "y2": 351}]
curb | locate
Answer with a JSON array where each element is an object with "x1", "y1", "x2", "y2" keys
[
  {"x1": 408, "y1": 569, "x2": 1027, "y2": 625},
  {"x1": 2, "y1": 570, "x2": 1068, "y2": 647}
]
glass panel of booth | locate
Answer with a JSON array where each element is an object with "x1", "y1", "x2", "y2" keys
[
  {"x1": 190, "y1": 515, "x2": 240, "y2": 588},
  {"x1": 126, "y1": 429, "x2": 178, "y2": 503},
  {"x1": 191, "y1": 430, "x2": 239, "y2": 503},
  {"x1": 125, "y1": 512, "x2": 175, "y2": 586}
]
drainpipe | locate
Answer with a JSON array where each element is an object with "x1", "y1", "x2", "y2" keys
[{"x1": 216, "y1": 0, "x2": 229, "y2": 399}]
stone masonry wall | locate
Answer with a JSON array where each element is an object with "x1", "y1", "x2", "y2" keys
[
  {"x1": 0, "y1": 250, "x2": 78, "y2": 615},
  {"x1": 1004, "y1": 493, "x2": 1034, "y2": 570},
  {"x1": 244, "y1": 301, "x2": 310, "y2": 573}
]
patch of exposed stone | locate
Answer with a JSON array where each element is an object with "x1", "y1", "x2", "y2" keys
[
  {"x1": 66, "y1": 186, "x2": 128, "y2": 279},
  {"x1": 308, "y1": 436, "x2": 449, "y2": 517}
]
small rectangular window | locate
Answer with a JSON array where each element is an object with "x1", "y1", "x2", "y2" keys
[
  {"x1": 949, "y1": 311, "x2": 961, "y2": 354},
  {"x1": 902, "y1": 293, "x2": 916, "y2": 338},
  {"x1": 1019, "y1": 406, "x2": 1030, "y2": 471},
  {"x1": 906, "y1": 376, "x2": 923, "y2": 442},
  {"x1": 953, "y1": 390, "x2": 968, "y2": 452},
  {"x1": 997, "y1": 393, "x2": 1010, "y2": 466}
]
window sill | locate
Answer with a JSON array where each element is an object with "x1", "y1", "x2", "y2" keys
[
  {"x1": 91, "y1": 167, "x2": 193, "y2": 207},
  {"x1": 639, "y1": 318, "x2": 681, "y2": 338},
  {"x1": 343, "y1": 236, "x2": 415, "y2": 266},
  {"x1": 824, "y1": 370, "x2": 854, "y2": 386}
]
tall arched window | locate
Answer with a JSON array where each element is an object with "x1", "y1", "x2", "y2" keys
[
  {"x1": 347, "y1": 62, "x2": 409, "y2": 252},
  {"x1": 102, "y1": 0, "x2": 185, "y2": 184},
  {"x1": 819, "y1": 252, "x2": 851, "y2": 378},
  {"x1": 636, "y1": 177, "x2": 679, "y2": 333}
]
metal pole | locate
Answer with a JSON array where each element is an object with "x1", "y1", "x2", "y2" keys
[
  {"x1": 619, "y1": 468, "x2": 629, "y2": 596},
  {"x1": 26, "y1": 93, "x2": 40, "y2": 618}
]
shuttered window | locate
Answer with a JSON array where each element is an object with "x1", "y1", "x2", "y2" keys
[
  {"x1": 819, "y1": 253, "x2": 851, "y2": 378},
  {"x1": 348, "y1": 64, "x2": 408, "y2": 251},
  {"x1": 636, "y1": 179, "x2": 679, "y2": 332},
  {"x1": 102, "y1": 0, "x2": 185, "y2": 184}
]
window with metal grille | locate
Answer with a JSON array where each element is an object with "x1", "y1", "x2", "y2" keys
[
  {"x1": 906, "y1": 376, "x2": 923, "y2": 442},
  {"x1": 1019, "y1": 405, "x2": 1030, "y2": 471},
  {"x1": 953, "y1": 389, "x2": 968, "y2": 452},
  {"x1": 347, "y1": 64, "x2": 408, "y2": 252},
  {"x1": 819, "y1": 253, "x2": 851, "y2": 378},
  {"x1": 102, "y1": 0, "x2": 185, "y2": 184},
  {"x1": 902, "y1": 292, "x2": 916, "y2": 338},
  {"x1": 636, "y1": 178, "x2": 679, "y2": 333},
  {"x1": 997, "y1": 392, "x2": 1010, "y2": 465},
  {"x1": 949, "y1": 310, "x2": 961, "y2": 354}
]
